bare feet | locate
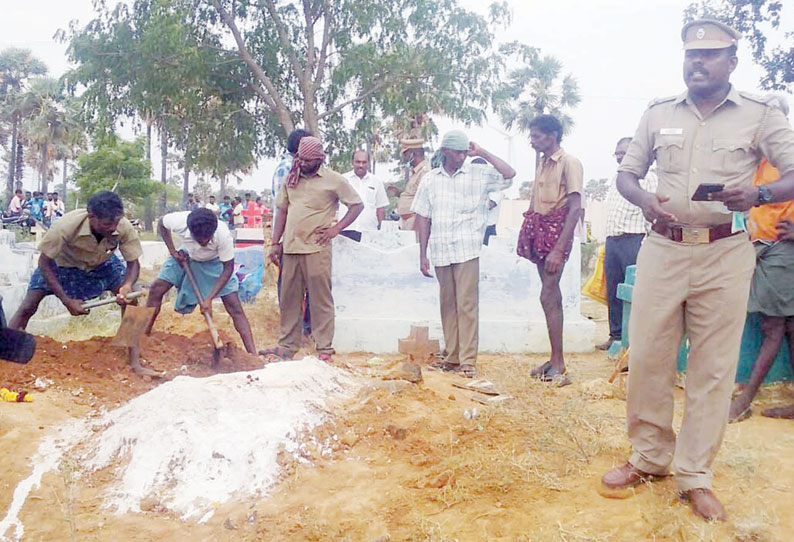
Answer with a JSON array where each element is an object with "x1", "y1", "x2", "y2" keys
[
  {"x1": 679, "y1": 488, "x2": 727, "y2": 521},
  {"x1": 127, "y1": 346, "x2": 163, "y2": 378},
  {"x1": 761, "y1": 404, "x2": 794, "y2": 419},
  {"x1": 728, "y1": 397, "x2": 753, "y2": 423}
]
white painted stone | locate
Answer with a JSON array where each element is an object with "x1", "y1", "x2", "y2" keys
[{"x1": 332, "y1": 227, "x2": 595, "y2": 354}]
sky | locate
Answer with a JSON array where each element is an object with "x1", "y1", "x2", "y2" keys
[{"x1": 2, "y1": 0, "x2": 792, "y2": 196}]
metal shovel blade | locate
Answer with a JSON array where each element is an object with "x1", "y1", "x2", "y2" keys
[{"x1": 112, "y1": 305, "x2": 156, "y2": 348}]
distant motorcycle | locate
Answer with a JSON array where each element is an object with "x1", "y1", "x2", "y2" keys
[{"x1": 1, "y1": 209, "x2": 35, "y2": 234}]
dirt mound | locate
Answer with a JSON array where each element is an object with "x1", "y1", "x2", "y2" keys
[{"x1": 1, "y1": 331, "x2": 263, "y2": 405}]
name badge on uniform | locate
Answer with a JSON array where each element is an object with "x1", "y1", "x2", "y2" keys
[{"x1": 660, "y1": 128, "x2": 684, "y2": 135}]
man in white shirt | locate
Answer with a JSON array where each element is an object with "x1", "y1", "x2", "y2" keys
[
  {"x1": 204, "y1": 195, "x2": 220, "y2": 215},
  {"x1": 145, "y1": 208, "x2": 257, "y2": 358},
  {"x1": 339, "y1": 150, "x2": 389, "y2": 241},
  {"x1": 413, "y1": 130, "x2": 515, "y2": 378},
  {"x1": 45, "y1": 192, "x2": 65, "y2": 223},
  {"x1": 7, "y1": 189, "x2": 24, "y2": 216}
]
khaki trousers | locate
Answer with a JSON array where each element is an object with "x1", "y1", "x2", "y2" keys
[
  {"x1": 279, "y1": 250, "x2": 334, "y2": 354},
  {"x1": 436, "y1": 258, "x2": 479, "y2": 366},
  {"x1": 627, "y1": 232, "x2": 755, "y2": 491}
]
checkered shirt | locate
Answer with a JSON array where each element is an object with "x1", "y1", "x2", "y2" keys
[
  {"x1": 605, "y1": 170, "x2": 658, "y2": 237},
  {"x1": 412, "y1": 162, "x2": 513, "y2": 267}
]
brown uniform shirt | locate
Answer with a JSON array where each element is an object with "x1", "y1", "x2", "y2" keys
[
  {"x1": 530, "y1": 148, "x2": 584, "y2": 215},
  {"x1": 275, "y1": 166, "x2": 362, "y2": 254},
  {"x1": 38, "y1": 209, "x2": 143, "y2": 270},
  {"x1": 397, "y1": 159, "x2": 431, "y2": 225},
  {"x1": 619, "y1": 86, "x2": 794, "y2": 226}
]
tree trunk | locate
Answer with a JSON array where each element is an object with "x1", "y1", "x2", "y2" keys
[
  {"x1": 14, "y1": 139, "x2": 23, "y2": 185},
  {"x1": 220, "y1": 174, "x2": 227, "y2": 196},
  {"x1": 40, "y1": 143, "x2": 48, "y2": 194},
  {"x1": 159, "y1": 131, "x2": 167, "y2": 213},
  {"x1": 62, "y1": 158, "x2": 68, "y2": 210},
  {"x1": 144, "y1": 198, "x2": 154, "y2": 231},
  {"x1": 366, "y1": 137, "x2": 374, "y2": 174},
  {"x1": 145, "y1": 119, "x2": 152, "y2": 163},
  {"x1": 5, "y1": 116, "x2": 18, "y2": 204},
  {"x1": 182, "y1": 165, "x2": 190, "y2": 209}
]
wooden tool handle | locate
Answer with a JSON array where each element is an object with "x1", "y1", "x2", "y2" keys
[
  {"x1": 82, "y1": 290, "x2": 145, "y2": 310},
  {"x1": 180, "y1": 260, "x2": 224, "y2": 350}
]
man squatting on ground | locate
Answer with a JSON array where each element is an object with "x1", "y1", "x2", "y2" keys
[
  {"x1": 517, "y1": 114, "x2": 583, "y2": 386},
  {"x1": 728, "y1": 95, "x2": 794, "y2": 423},
  {"x1": 412, "y1": 130, "x2": 515, "y2": 379},
  {"x1": 263, "y1": 136, "x2": 363, "y2": 363},
  {"x1": 600, "y1": 19, "x2": 794, "y2": 521},
  {"x1": 145, "y1": 208, "x2": 257, "y2": 363},
  {"x1": 9, "y1": 190, "x2": 142, "y2": 366}
]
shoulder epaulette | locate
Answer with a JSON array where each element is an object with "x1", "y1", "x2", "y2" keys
[
  {"x1": 647, "y1": 95, "x2": 677, "y2": 108},
  {"x1": 737, "y1": 91, "x2": 769, "y2": 105}
]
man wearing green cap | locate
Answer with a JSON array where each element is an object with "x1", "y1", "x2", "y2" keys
[
  {"x1": 412, "y1": 130, "x2": 515, "y2": 378},
  {"x1": 599, "y1": 19, "x2": 794, "y2": 521}
]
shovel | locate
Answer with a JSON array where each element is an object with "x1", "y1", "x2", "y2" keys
[
  {"x1": 0, "y1": 328, "x2": 36, "y2": 364},
  {"x1": 179, "y1": 259, "x2": 224, "y2": 368},
  {"x1": 82, "y1": 290, "x2": 145, "y2": 310}
]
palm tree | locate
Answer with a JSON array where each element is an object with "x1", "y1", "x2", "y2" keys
[
  {"x1": 492, "y1": 43, "x2": 581, "y2": 138},
  {"x1": 19, "y1": 78, "x2": 71, "y2": 195},
  {"x1": 0, "y1": 48, "x2": 47, "y2": 202}
]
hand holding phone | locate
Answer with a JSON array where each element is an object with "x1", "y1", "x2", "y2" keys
[{"x1": 691, "y1": 183, "x2": 724, "y2": 201}]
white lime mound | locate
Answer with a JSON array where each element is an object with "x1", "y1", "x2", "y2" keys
[{"x1": 0, "y1": 357, "x2": 352, "y2": 540}]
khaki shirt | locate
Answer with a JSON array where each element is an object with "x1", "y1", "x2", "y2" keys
[
  {"x1": 619, "y1": 86, "x2": 794, "y2": 226},
  {"x1": 38, "y1": 209, "x2": 143, "y2": 270},
  {"x1": 530, "y1": 148, "x2": 584, "y2": 215},
  {"x1": 275, "y1": 166, "x2": 362, "y2": 254},
  {"x1": 397, "y1": 159, "x2": 431, "y2": 220}
]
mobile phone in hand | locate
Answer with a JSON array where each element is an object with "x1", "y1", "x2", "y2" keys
[{"x1": 691, "y1": 183, "x2": 724, "y2": 201}]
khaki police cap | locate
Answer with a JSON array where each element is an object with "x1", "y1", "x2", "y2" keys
[
  {"x1": 681, "y1": 19, "x2": 741, "y2": 50},
  {"x1": 399, "y1": 138, "x2": 425, "y2": 153}
]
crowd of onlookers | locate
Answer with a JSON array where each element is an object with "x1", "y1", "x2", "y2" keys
[
  {"x1": 185, "y1": 191, "x2": 270, "y2": 233},
  {"x1": 3, "y1": 188, "x2": 65, "y2": 227}
]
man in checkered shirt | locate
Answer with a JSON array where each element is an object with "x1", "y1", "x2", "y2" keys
[
  {"x1": 412, "y1": 130, "x2": 515, "y2": 378},
  {"x1": 599, "y1": 137, "x2": 658, "y2": 350}
]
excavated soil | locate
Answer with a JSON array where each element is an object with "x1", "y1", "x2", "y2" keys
[{"x1": 2, "y1": 294, "x2": 794, "y2": 542}]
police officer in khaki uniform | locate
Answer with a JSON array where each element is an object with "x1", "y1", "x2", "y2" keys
[
  {"x1": 600, "y1": 19, "x2": 794, "y2": 521},
  {"x1": 394, "y1": 139, "x2": 430, "y2": 231}
]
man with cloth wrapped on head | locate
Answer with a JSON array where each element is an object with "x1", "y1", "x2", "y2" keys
[
  {"x1": 599, "y1": 19, "x2": 794, "y2": 521},
  {"x1": 263, "y1": 136, "x2": 363, "y2": 363},
  {"x1": 412, "y1": 130, "x2": 515, "y2": 379}
]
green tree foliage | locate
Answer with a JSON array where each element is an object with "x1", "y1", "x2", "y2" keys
[
  {"x1": 73, "y1": 137, "x2": 159, "y2": 205},
  {"x1": 584, "y1": 178, "x2": 610, "y2": 202},
  {"x1": 492, "y1": 42, "x2": 581, "y2": 136},
  {"x1": 0, "y1": 48, "x2": 48, "y2": 202},
  {"x1": 684, "y1": 0, "x2": 792, "y2": 90},
  {"x1": 62, "y1": 0, "x2": 258, "y2": 207}
]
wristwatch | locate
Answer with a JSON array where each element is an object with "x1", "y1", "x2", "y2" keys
[{"x1": 755, "y1": 185, "x2": 773, "y2": 206}]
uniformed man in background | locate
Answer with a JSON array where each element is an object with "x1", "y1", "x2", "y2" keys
[{"x1": 600, "y1": 19, "x2": 794, "y2": 521}]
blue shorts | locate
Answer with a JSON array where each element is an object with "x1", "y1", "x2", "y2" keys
[
  {"x1": 158, "y1": 256, "x2": 238, "y2": 314},
  {"x1": 29, "y1": 254, "x2": 126, "y2": 300}
]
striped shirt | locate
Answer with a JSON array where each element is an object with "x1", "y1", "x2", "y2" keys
[
  {"x1": 605, "y1": 170, "x2": 658, "y2": 237},
  {"x1": 412, "y1": 162, "x2": 513, "y2": 267}
]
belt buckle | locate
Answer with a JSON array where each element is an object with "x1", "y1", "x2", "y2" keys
[{"x1": 680, "y1": 226, "x2": 710, "y2": 244}]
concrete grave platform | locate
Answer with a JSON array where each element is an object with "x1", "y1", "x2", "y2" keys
[{"x1": 332, "y1": 228, "x2": 595, "y2": 354}]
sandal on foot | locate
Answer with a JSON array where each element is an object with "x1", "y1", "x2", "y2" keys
[
  {"x1": 258, "y1": 346, "x2": 294, "y2": 361},
  {"x1": 530, "y1": 361, "x2": 551, "y2": 378},
  {"x1": 540, "y1": 365, "x2": 571, "y2": 387},
  {"x1": 317, "y1": 352, "x2": 334, "y2": 364},
  {"x1": 456, "y1": 364, "x2": 476, "y2": 379},
  {"x1": 729, "y1": 406, "x2": 752, "y2": 423},
  {"x1": 429, "y1": 360, "x2": 457, "y2": 372}
]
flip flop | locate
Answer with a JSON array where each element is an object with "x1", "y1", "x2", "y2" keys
[
  {"x1": 530, "y1": 361, "x2": 551, "y2": 378},
  {"x1": 452, "y1": 379, "x2": 499, "y2": 395},
  {"x1": 258, "y1": 346, "x2": 294, "y2": 361},
  {"x1": 729, "y1": 406, "x2": 752, "y2": 423},
  {"x1": 317, "y1": 352, "x2": 334, "y2": 364},
  {"x1": 539, "y1": 365, "x2": 571, "y2": 387},
  {"x1": 456, "y1": 364, "x2": 476, "y2": 379}
]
